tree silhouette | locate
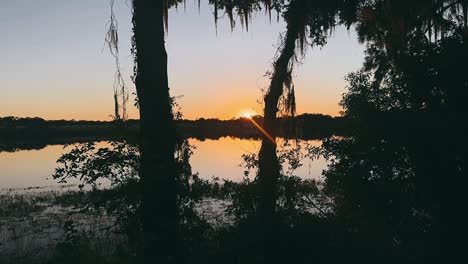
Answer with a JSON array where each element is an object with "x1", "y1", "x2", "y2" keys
[
  {"x1": 255, "y1": 0, "x2": 341, "y2": 232},
  {"x1": 126, "y1": 1, "x2": 280, "y2": 262},
  {"x1": 129, "y1": 1, "x2": 179, "y2": 262},
  {"x1": 353, "y1": 0, "x2": 468, "y2": 87},
  {"x1": 321, "y1": 1, "x2": 468, "y2": 262}
]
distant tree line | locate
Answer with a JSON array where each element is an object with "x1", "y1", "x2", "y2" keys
[{"x1": 0, "y1": 114, "x2": 350, "y2": 142}]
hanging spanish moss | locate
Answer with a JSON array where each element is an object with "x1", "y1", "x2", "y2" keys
[
  {"x1": 209, "y1": 0, "x2": 281, "y2": 32},
  {"x1": 354, "y1": 0, "x2": 468, "y2": 89},
  {"x1": 269, "y1": 0, "x2": 338, "y2": 119},
  {"x1": 105, "y1": 0, "x2": 128, "y2": 121}
]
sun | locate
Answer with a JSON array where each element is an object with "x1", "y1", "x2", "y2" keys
[
  {"x1": 239, "y1": 110, "x2": 256, "y2": 119},
  {"x1": 241, "y1": 112, "x2": 253, "y2": 118}
]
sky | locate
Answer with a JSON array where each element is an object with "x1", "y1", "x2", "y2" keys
[{"x1": 0, "y1": 0, "x2": 365, "y2": 121}]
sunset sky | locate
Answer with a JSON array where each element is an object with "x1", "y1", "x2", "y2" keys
[{"x1": 1, "y1": 0, "x2": 365, "y2": 121}]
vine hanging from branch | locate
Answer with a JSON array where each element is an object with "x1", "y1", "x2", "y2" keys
[{"x1": 105, "y1": 0, "x2": 128, "y2": 121}]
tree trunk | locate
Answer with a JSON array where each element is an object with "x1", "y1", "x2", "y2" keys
[
  {"x1": 132, "y1": 0, "x2": 178, "y2": 263},
  {"x1": 257, "y1": 24, "x2": 298, "y2": 219},
  {"x1": 256, "y1": 7, "x2": 300, "y2": 261}
]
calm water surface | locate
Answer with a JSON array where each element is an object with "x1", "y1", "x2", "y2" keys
[{"x1": 0, "y1": 137, "x2": 327, "y2": 189}]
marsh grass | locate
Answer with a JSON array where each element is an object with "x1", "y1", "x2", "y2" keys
[
  {"x1": 0, "y1": 188, "x2": 125, "y2": 264},
  {"x1": 0, "y1": 173, "x2": 326, "y2": 264}
]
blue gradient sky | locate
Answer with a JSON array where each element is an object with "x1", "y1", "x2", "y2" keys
[{"x1": 1, "y1": 0, "x2": 365, "y2": 120}]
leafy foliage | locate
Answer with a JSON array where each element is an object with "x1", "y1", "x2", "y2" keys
[{"x1": 53, "y1": 141, "x2": 140, "y2": 189}]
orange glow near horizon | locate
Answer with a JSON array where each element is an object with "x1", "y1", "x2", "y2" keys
[
  {"x1": 0, "y1": 104, "x2": 343, "y2": 121},
  {"x1": 0, "y1": 90, "x2": 343, "y2": 121}
]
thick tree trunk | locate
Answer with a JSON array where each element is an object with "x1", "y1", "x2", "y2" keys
[
  {"x1": 257, "y1": 17, "x2": 299, "y2": 220},
  {"x1": 256, "y1": 9, "x2": 300, "y2": 262},
  {"x1": 132, "y1": 1, "x2": 178, "y2": 263}
]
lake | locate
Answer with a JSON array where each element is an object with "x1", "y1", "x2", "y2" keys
[{"x1": 0, "y1": 137, "x2": 327, "y2": 190}]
